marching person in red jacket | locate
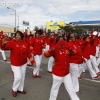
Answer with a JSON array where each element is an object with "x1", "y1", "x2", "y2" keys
[
  {"x1": 27, "y1": 34, "x2": 34, "y2": 66},
  {"x1": 32, "y1": 29, "x2": 45, "y2": 78},
  {"x1": 47, "y1": 33, "x2": 56, "y2": 73},
  {"x1": 67, "y1": 33, "x2": 84, "y2": 93},
  {"x1": 44, "y1": 36, "x2": 80, "y2": 100},
  {"x1": 1, "y1": 31, "x2": 36, "y2": 97},
  {"x1": 82, "y1": 34, "x2": 99, "y2": 79}
]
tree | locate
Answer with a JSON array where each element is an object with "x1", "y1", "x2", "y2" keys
[
  {"x1": 34, "y1": 26, "x2": 39, "y2": 31},
  {"x1": 59, "y1": 23, "x2": 84, "y2": 34}
]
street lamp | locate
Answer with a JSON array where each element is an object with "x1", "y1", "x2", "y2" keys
[
  {"x1": 7, "y1": 7, "x2": 16, "y2": 32},
  {"x1": 10, "y1": 14, "x2": 19, "y2": 30}
]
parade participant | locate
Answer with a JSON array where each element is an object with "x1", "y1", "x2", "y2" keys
[
  {"x1": 82, "y1": 34, "x2": 99, "y2": 79},
  {"x1": 89, "y1": 32, "x2": 100, "y2": 75},
  {"x1": 0, "y1": 31, "x2": 7, "y2": 61},
  {"x1": 44, "y1": 39, "x2": 80, "y2": 100},
  {"x1": 76, "y1": 34, "x2": 87, "y2": 78},
  {"x1": 47, "y1": 33, "x2": 56, "y2": 73},
  {"x1": 27, "y1": 34, "x2": 34, "y2": 66},
  {"x1": 32, "y1": 29, "x2": 45, "y2": 78},
  {"x1": 67, "y1": 33, "x2": 84, "y2": 93},
  {"x1": 1, "y1": 31, "x2": 36, "y2": 97}
]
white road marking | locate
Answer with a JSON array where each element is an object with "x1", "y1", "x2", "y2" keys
[{"x1": 83, "y1": 78, "x2": 100, "y2": 83}]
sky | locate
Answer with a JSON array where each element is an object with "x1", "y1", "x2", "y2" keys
[{"x1": 0, "y1": 0, "x2": 100, "y2": 30}]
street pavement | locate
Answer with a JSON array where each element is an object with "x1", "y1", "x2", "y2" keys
[{"x1": 0, "y1": 51, "x2": 100, "y2": 100}]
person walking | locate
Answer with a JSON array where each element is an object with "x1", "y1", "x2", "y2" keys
[
  {"x1": 44, "y1": 37, "x2": 80, "y2": 100},
  {"x1": 1, "y1": 31, "x2": 36, "y2": 97}
]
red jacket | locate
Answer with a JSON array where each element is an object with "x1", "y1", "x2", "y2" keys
[
  {"x1": 1, "y1": 39, "x2": 34, "y2": 66},
  {"x1": 90, "y1": 38, "x2": 96, "y2": 56},
  {"x1": 49, "y1": 37, "x2": 56, "y2": 49},
  {"x1": 82, "y1": 40, "x2": 90, "y2": 59},
  {"x1": 32, "y1": 37, "x2": 45, "y2": 55},
  {"x1": 76, "y1": 39, "x2": 84, "y2": 52},
  {"x1": 67, "y1": 41, "x2": 83, "y2": 64},
  {"x1": 44, "y1": 40, "x2": 70, "y2": 77},
  {"x1": 27, "y1": 38, "x2": 34, "y2": 53}
]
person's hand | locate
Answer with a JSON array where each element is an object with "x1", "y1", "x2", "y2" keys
[{"x1": 2, "y1": 38, "x2": 8, "y2": 45}]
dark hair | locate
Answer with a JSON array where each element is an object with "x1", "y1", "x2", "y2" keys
[
  {"x1": 67, "y1": 33, "x2": 75, "y2": 42},
  {"x1": 14, "y1": 31, "x2": 24, "y2": 39},
  {"x1": 36, "y1": 29, "x2": 43, "y2": 35},
  {"x1": 56, "y1": 36, "x2": 64, "y2": 43},
  {"x1": 29, "y1": 34, "x2": 33, "y2": 37},
  {"x1": 83, "y1": 34, "x2": 89, "y2": 40},
  {"x1": 76, "y1": 34, "x2": 82, "y2": 39}
]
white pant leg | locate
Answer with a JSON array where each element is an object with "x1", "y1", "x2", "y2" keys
[
  {"x1": 90, "y1": 55, "x2": 100, "y2": 73},
  {"x1": 33, "y1": 55, "x2": 42, "y2": 75},
  {"x1": 0, "y1": 49, "x2": 6, "y2": 60},
  {"x1": 64, "y1": 74, "x2": 80, "y2": 100},
  {"x1": 48, "y1": 56, "x2": 54, "y2": 72},
  {"x1": 49, "y1": 74, "x2": 63, "y2": 100},
  {"x1": 36, "y1": 55, "x2": 42, "y2": 75},
  {"x1": 84, "y1": 58, "x2": 97, "y2": 78},
  {"x1": 95, "y1": 46, "x2": 99, "y2": 57},
  {"x1": 70, "y1": 63, "x2": 79, "y2": 92},
  {"x1": 27, "y1": 58, "x2": 31, "y2": 65},
  {"x1": 45, "y1": 45, "x2": 50, "y2": 51},
  {"x1": 18, "y1": 63, "x2": 27, "y2": 91},
  {"x1": 11, "y1": 63, "x2": 27, "y2": 91},
  {"x1": 78, "y1": 63, "x2": 87, "y2": 77},
  {"x1": 97, "y1": 51, "x2": 100, "y2": 66}
]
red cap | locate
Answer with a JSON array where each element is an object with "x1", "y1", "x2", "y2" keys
[{"x1": 55, "y1": 40, "x2": 69, "y2": 49}]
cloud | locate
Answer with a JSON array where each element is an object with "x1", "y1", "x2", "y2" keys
[{"x1": 0, "y1": 0, "x2": 100, "y2": 30}]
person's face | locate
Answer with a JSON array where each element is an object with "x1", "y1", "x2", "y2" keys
[
  {"x1": 29, "y1": 36, "x2": 33, "y2": 39},
  {"x1": 36, "y1": 33, "x2": 40, "y2": 38},
  {"x1": 70, "y1": 34, "x2": 75, "y2": 41},
  {"x1": 59, "y1": 37, "x2": 63, "y2": 41},
  {"x1": 15, "y1": 33, "x2": 21, "y2": 41}
]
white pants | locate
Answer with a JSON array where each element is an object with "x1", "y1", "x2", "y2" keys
[
  {"x1": 97, "y1": 50, "x2": 100, "y2": 66},
  {"x1": 90, "y1": 55, "x2": 100, "y2": 73},
  {"x1": 70, "y1": 63, "x2": 79, "y2": 92},
  {"x1": 45, "y1": 45, "x2": 50, "y2": 51},
  {"x1": 49, "y1": 74, "x2": 80, "y2": 100},
  {"x1": 95, "y1": 46, "x2": 99, "y2": 57},
  {"x1": 78, "y1": 63, "x2": 87, "y2": 77},
  {"x1": 33, "y1": 55, "x2": 42, "y2": 75},
  {"x1": 84, "y1": 58, "x2": 97, "y2": 78},
  {"x1": 48, "y1": 56, "x2": 54, "y2": 72},
  {"x1": 0, "y1": 49, "x2": 6, "y2": 60},
  {"x1": 11, "y1": 63, "x2": 27, "y2": 92}
]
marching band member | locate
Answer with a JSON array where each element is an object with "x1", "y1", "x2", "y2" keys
[
  {"x1": 1, "y1": 31, "x2": 36, "y2": 97},
  {"x1": 44, "y1": 38, "x2": 80, "y2": 100}
]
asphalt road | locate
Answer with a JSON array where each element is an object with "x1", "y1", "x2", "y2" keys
[{"x1": 0, "y1": 51, "x2": 100, "y2": 100}]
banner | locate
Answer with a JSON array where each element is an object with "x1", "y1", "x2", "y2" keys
[
  {"x1": 23, "y1": 21, "x2": 29, "y2": 26},
  {"x1": 46, "y1": 21, "x2": 65, "y2": 30}
]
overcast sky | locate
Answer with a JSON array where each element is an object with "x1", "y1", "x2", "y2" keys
[{"x1": 0, "y1": 0, "x2": 100, "y2": 30}]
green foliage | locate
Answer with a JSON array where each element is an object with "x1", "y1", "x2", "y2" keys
[
  {"x1": 34, "y1": 26, "x2": 39, "y2": 31},
  {"x1": 59, "y1": 23, "x2": 84, "y2": 34}
]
